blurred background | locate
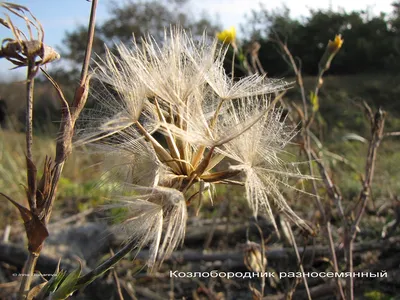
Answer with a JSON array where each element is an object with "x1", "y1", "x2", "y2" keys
[
  {"x1": 1, "y1": 1, "x2": 400, "y2": 299},
  {"x1": 1, "y1": 0, "x2": 400, "y2": 132}
]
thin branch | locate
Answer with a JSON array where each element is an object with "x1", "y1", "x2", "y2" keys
[
  {"x1": 110, "y1": 249, "x2": 125, "y2": 300},
  {"x1": 344, "y1": 108, "x2": 386, "y2": 300},
  {"x1": 384, "y1": 131, "x2": 400, "y2": 137},
  {"x1": 253, "y1": 222, "x2": 267, "y2": 298},
  {"x1": 25, "y1": 64, "x2": 34, "y2": 164},
  {"x1": 25, "y1": 62, "x2": 37, "y2": 212},
  {"x1": 353, "y1": 109, "x2": 385, "y2": 237},
  {"x1": 203, "y1": 199, "x2": 229, "y2": 249},
  {"x1": 280, "y1": 41, "x2": 308, "y2": 121},
  {"x1": 275, "y1": 35, "x2": 346, "y2": 299},
  {"x1": 311, "y1": 151, "x2": 345, "y2": 221},
  {"x1": 79, "y1": 0, "x2": 97, "y2": 87},
  {"x1": 285, "y1": 220, "x2": 311, "y2": 300},
  {"x1": 45, "y1": 0, "x2": 98, "y2": 224}
]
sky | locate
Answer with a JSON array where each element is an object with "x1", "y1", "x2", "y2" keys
[{"x1": 0, "y1": 0, "x2": 395, "y2": 80}]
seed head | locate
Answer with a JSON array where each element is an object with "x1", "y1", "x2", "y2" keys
[{"x1": 81, "y1": 27, "x2": 313, "y2": 271}]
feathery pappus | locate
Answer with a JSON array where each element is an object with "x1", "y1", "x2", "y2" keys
[{"x1": 78, "y1": 27, "x2": 313, "y2": 271}]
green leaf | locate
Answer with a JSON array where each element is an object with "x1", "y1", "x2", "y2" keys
[
  {"x1": 34, "y1": 271, "x2": 66, "y2": 300},
  {"x1": 50, "y1": 263, "x2": 82, "y2": 300}
]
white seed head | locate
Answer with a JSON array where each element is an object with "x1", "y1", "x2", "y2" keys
[{"x1": 81, "y1": 26, "x2": 311, "y2": 270}]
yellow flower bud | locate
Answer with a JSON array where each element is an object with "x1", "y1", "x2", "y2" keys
[
  {"x1": 318, "y1": 34, "x2": 344, "y2": 72},
  {"x1": 327, "y1": 34, "x2": 344, "y2": 54}
]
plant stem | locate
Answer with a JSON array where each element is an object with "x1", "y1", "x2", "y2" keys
[
  {"x1": 18, "y1": 1, "x2": 98, "y2": 297},
  {"x1": 45, "y1": 0, "x2": 98, "y2": 223},
  {"x1": 286, "y1": 221, "x2": 311, "y2": 300},
  {"x1": 18, "y1": 62, "x2": 38, "y2": 300},
  {"x1": 276, "y1": 38, "x2": 346, "y2": 299},
  {"x1": 18, "y1": 252, "x2": 38, "y2": 299},
  {"x1": 25, "y1": 62, "x2": 37, "y2": 212},
  {"x1": 344, "y1": 108, "x2": 385, "y2": 300},
  {"x1": 76, "y1": 238, "x2": 137, "y2": 288},
  {"x1": 78, "y1": 0, "x2": 97, "y2": 88},
  {"x1": 26, "y1": 66, "x2": 34, "y2": 162}
]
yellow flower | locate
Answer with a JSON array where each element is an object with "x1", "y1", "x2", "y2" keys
[
  {"x1": 217, "y1": 26, "x2": 236, "y2": 44},
  {"x1": 319, "y1": 34, "x2": 344, "y2": 72},
  {"x1": 327, "y1": 34, "x2": 344, "y2": 54}
]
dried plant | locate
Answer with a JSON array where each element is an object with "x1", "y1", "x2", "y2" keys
[
  {"x1": 270, "y1": 33, "x2": 392, "y2": 300},
  {"x1": 0, "y1": 2, "x2": 59, "y2": 68},
  {"x1": 0, "y1": 1, "x2": 97, "y2": 299}
]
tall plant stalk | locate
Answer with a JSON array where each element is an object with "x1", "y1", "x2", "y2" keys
[
  {"x1": 0, "y1": 1, "x2": 100, "y2": 298},
  {"x1": 18, "y1": 60, "x2": 39, "y2": 298}
]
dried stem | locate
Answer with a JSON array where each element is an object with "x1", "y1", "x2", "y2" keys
[
  {"x1": 275, "y1": 37, "x2": 346, "y2": 299},
  {"x1": 25, "y1": 62, "x2": 37, "y2": 212},
  {"x1": 110, "y1": 249, "x2": 125, "y2": 300},
  {"x1": 344, "y1": 107, "x2": 385, "y2": 300},
  {"x1": 45, "y1": 0, "x2": 98, "y2": 223},
  {"x1": 285, "y1": 220, "x2": 311, "y2": 300},
  {"x1": 18, "y1": 251, "x2": 38, "y2": 299},
  {"x1": 79, "y1": 0, "x2": 97, "y2": 86},
  {"x1": 18, "y1": 60, "x2": 39, "y2": 300},
  {"x1": 17, "y1": 1, "x2": 98, "y2": 297},
  {"x1": 25, "y1": 65, "x2": 34, "y2": 163},
  {"x1": 278, "y1": 35, "x2": 386, "y2": 300},
  {"x1": 44, "y1": 162, "x2": 64, "y2": 223},
  {"x1": 275, "y1": 36, "x2": 308, "y2": 121}
]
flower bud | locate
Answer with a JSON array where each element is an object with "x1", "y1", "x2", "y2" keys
[{"x1": 318, "y1": 34, "x2": 343, "y2": 72}]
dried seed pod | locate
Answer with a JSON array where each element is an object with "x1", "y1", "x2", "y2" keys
[
  {"x1": 244, "y1": 241, "x2": 267, "y2": 273},
  {"x1": 0, "y1": 3, "x2": 60, "y2": 67},
  {"x1": 40, "y1": 44, "x2": 60, "y2": 64}
]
